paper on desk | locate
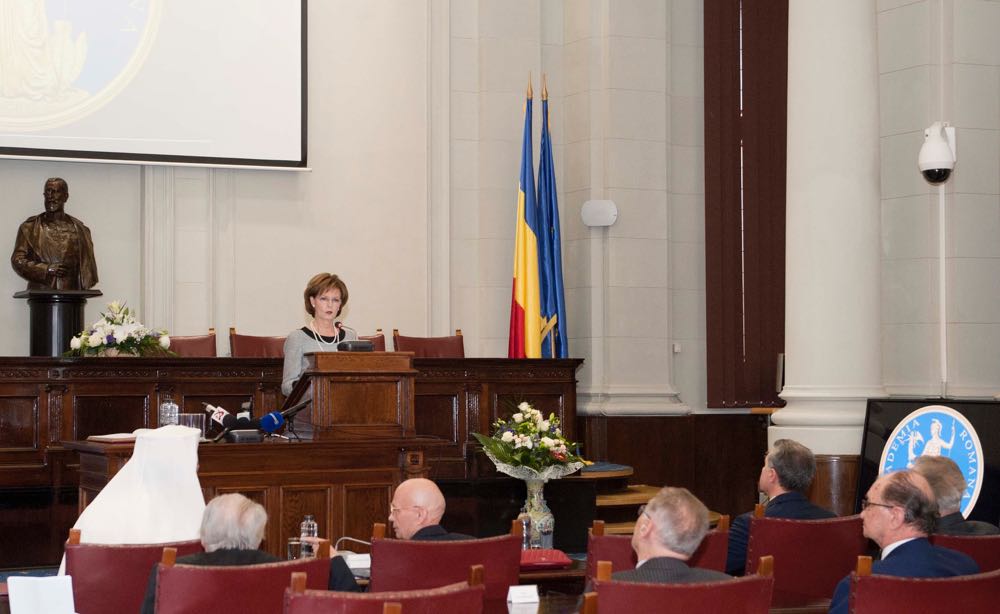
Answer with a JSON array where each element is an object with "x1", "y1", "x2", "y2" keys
[
  {"x1": 340, "y1": 552, "x2": 371, "y2": 572},
  {"x1": 7, "y1": 575, "x2": 76, "y2": 614},
  {"x1": 507, "y1": 584, "x2": 539, "y2": 603}
]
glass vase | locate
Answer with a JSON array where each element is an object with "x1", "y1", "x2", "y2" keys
[{"x1": 523, "y1": 478, "x2": 555, "y2": 549}]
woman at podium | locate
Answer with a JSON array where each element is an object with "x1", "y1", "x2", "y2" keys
[{"x1": 281, "y1": 272, "x2": 358, "y2": 396}]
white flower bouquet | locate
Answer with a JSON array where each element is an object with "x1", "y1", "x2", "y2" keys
[
  {"x1": 473, "y1": 401, "x2": 584, "y2": 481},
  {"x1": 65, "y1": 301, "x2": 172, "y2": 357}
]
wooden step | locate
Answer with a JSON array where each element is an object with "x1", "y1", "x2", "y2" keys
[
  {"x1": 602, "y1": 521, "x2": 636, "y2": 535},
  {"x1": 596, "y1": 484, "x2": 660, "y2": 508}
]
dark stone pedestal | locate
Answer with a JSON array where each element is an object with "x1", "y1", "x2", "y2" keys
[{"x1": 13, "y1": 289, "x2": 103, "y2": 356}]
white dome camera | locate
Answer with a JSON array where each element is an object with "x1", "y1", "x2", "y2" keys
[{"x1": 918, "y1": 122, "x2": 956, "y2": 185}]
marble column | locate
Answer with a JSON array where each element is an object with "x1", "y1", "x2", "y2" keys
[{"x1": 772, "y1": 0, "x2": 884, "y2": 455}]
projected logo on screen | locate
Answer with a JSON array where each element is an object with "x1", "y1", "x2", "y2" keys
[
  {"x1": 879, "y1": 405, "x2": 984, "y2": 517},
  {"x1": 0, "y1": 0, "x2": 162, "y2": 131}
]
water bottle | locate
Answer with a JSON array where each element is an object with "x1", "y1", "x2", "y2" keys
[
  {"x1": 300, "y1": 514, "x2": 318, "y2": 557},
  {"x1": 159, "y1": 393, "x2": 179, "y2": 426}
]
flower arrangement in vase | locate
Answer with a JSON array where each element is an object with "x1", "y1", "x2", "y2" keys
[
  {"x1": 65, "y1": 301, "x2": 171, "y2": 357},
  {"x1": 474, "y1": 401, "x2": 584, "y2": 549}
]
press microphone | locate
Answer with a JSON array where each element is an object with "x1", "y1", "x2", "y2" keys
[
  {"x1": 255, "y1": 411, "x2": 286, "y2": 433},
  {"x1": 205, "y1": 404, "x2": 240, "y2": 430}
]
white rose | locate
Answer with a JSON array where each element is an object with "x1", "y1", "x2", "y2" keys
[
  {"x1": 88, "y1": 332, "x2": 105, "y2": 347},
  {"x1": 517, "y1": 436, "x2": 533, "y2": 449},
  {"x1": 501, "y1": 431, "x2": 515, "y2": 443},
  {"x1": 540, "y1": 436, "x2": 555, "y2": 448},
  {"x1": 518, "y1": 401, "x2": 531, "y2": 412},
  {"x1": 512, "y1": 413, "x2": 524, "y2": 423},
  {"x1": 113, "y1": 326, "x2": 129, "y2": 343},
  {"x1": 159, "y1": 335, "x2": 171, "y2": 349},
  {"x1": 539, "y1": 421, "x2": 550, "y2": 432},
  {"x1": 70, "y1": 336, "x2": 82, "y2": 350}
]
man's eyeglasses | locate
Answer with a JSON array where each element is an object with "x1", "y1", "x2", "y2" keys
[
  {"x1": 637, "y1": 504, "x2": 650, "y2": 519},
  {"x1": 861, "y1": 497, "x2": 895, "y2": 511},
  {"x1": 389, "y1": 504, "x2": 421, "y2": 514}
]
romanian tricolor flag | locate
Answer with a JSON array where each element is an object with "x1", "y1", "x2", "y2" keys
[{"x1": 508, "y1": 83, "x2": 542, "y2": 358}]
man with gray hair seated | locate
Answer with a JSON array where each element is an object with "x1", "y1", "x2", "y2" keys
[
  {"x1": 611, "y1": 486, "x2": 731, "y2": 584},
  {"x1": 141, "y1": 494, "x2": 358, "y2": 614},
  {"x1": 912, "y1": 455, "x2": 999, "y2": 535}
]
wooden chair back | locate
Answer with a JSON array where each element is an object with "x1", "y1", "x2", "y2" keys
[
  {"x1": 283, "y1": 566, "x2": 486, "y2": 614},
  {"x1": 64, "y1": 529, "x2": 203, "y2": 614},
  {"x1": 391, "y1": 329, "x2": 464, "y2": 357},
  {"x1": 369, "y1": 533, "x2": 519, "y2": 601},
  {"x1": 168, "y1": 328, "x2": 217, "y2": 357},
  {"x1": 849, "y1": 556, "x2": 1000, "y2": 613},
  {"x1": 930, "y1": 533, "x2": 1000, "y2": 572},
  {"x1": 359, "y1": 329, "x2": 386, "y2": 351},
  {"x1": 229, "y1": 327, "x2": 287, "y2": 357},
  {"x1": 688, "y1": 514, "x2": 730, "y2": 571},
  {"x1": 745, "y1": 514, "x2": 866, "y2": 600},
  {"x1": 155, "y1": 548, "x2": 330, "y2": 614},
  {"x1": 590, "y1": 556, "x2": 774, "y2": 614}
]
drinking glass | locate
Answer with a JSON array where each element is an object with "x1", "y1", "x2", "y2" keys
[{"x1": 177, "y1": 413, "x2": 206, "y2": 438}]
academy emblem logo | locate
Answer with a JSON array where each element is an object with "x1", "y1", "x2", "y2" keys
[{"x1": 879, "y1": 405, "x2": 984, "y2": 516}]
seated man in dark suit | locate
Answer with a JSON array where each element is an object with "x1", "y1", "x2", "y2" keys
[
  {"x1": 912, "y1": 455, "x2": 999, "y2": 535},
  {"x1": 611, "y1": 486, "x2": 731, "y2": 584},
  {"x1": 828, "y1": 470, "x2": 979, "y2": 614},
  {"x1": 725, "y1": 439, "x2": 835, "y2": 575},
  {"x1": 140, "y1": 493, "x2": 358, "y2": 614},
  {"x1": 389, "y1": 478, "x2": 473, "y2": 540}
]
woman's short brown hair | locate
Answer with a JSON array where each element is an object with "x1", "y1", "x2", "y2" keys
[{"x1": 303, "y1": 273, "x2": 349, "y2": 317}]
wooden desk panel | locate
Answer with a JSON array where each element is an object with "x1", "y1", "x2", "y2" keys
[{"x1": 65, "y1": 439, "x2": 441, "y2": 558}]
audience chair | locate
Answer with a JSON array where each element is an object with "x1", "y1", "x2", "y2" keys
[
  {"x1": 64, "y1": 528, "x2": 203, "y2": 614},
  {"x1": 582, "y1": 555, "x2": 774, "y2": 614},
  {"x1": 369, "y1": 519, "x2": 520, "y2": 601},
  {"x1": 359, "y1": 329, "x2": 386, "y2": 351},
  {"x1": 847, "y1": 555, "x2": 1000, "y2": 613},
  {"x1": 154, "y1": 542, "x2": 331, "y2": 614},
  {"x1": 167, "y1": 328, "x2": 218, "y2": 357},
  {"x1": 584, "y1": 515, "x2": 730, "y2": 583},
  {"x1": 391, "y1": 329, "x2": 464, "y2": 358},
  {"x1": 283, "y1": 565, "x2": 486, "y2": 614},
  {"x1": 229, "y1": 327, "x2": 287, "y2": 357},
  {"x1": 744, "y1": 514, "x2": 866, "y2": 602},
  {"x1": 930, "y1": 533, "x2": 1000, "y2": 572}
]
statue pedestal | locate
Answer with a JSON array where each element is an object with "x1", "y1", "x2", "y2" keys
[{"x1": 13, "y1": 290, "x2": 103, "y2": 356}]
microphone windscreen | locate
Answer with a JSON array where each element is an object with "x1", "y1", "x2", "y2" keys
[
  {"x1": 259, "y1": 412, "x2": 286, "y2": 433},
  {"x1": 208, "y1": 405, "x2": 232, "y2": 427}
]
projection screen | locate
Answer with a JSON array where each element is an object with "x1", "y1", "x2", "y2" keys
[{"x1": 0, "y1": 0, "x2": 306, "y2": 168}]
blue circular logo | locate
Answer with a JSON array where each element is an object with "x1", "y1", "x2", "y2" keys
[{"x1": 879, "y1": 405, "x2": 984, "y2": 517}]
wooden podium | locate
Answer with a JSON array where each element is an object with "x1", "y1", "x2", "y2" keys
[{"x1": 284, "y1": 352, "x2": 418, "y2": 440}]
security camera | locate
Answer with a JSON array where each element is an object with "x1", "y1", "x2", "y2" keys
[{"x1": 918, "y1": 122, "x2": 956, "y2": 185}]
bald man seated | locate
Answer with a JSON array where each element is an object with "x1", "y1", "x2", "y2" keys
[{"x1": 389, "y1": 478, "x2": 473, "y2": 541}]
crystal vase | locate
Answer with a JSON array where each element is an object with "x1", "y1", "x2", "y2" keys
[{"x1": 523, "y1": 478, "x2": 555, "y2": 549}]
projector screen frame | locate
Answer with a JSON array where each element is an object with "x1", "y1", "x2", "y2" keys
[{"x1": 0, "y1": 1, "x2": 308, "y2": 170}]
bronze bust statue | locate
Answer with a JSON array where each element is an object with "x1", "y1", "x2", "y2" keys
[{"x1": 11, "y1": 177, "x2": 99, "y2": 290}]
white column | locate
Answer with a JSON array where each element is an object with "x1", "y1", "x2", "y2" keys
[{"x1": 773, "y1": 0, "x2": 884, "y2": 453}]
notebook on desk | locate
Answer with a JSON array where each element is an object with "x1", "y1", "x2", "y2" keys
[{"x1": 519, "y1": 548, "x2": 572, "y2": 571}]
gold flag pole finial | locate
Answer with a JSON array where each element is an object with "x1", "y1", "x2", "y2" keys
[
  {"x1": 527, "y1": 73, "x2": 533, "y2": 99},
  {"x1": 542, "y1": 74, "x2": 548, "y2": 101}
]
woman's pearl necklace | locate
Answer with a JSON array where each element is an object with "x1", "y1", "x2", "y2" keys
[{"x1": 309, "y1": 320, "x2": 340, "y2": 353}]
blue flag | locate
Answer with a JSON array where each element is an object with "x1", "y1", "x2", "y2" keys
[{"x1": 537, "y1": 96, "x2": 568, "y2": 358}]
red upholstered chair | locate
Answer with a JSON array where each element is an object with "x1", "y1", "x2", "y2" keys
[
  {"x1": 930, "y1": 533, "x2": 1000, "y2": 572},
  {"x1": 745, "y1": 513, "x2": 866, "y2": 602},
  {"x1": 582, "y1": 555, "x2": 774, "y2": 614},
  {"x1": 369, "y1": 521, "x2": 520, "y2": 601},
  {"x1": 283, "y1": 565, "x2": 486, "y2": 614},
  {"x1": 154, "y1": 543, "x2": 331, "y2": 614},
  {"x1": 848, "y1": 555, "x2": 1000, "y2": 613},
  {"x1": 64, "y1": 528, "x2": 203, "y2": 614},
  {"x1": 359, "y1": 329, "x2": 386, "y2": 351},
  {"x1": 585, "y1": 515, "x2": 731, "y2": 583},
  {"x1": 229, "y1": 327, "x2": 286, "y2": 357},
  {"x1": 688, "y1": 514, "x2": 730, "y2": 572},
  {"x1": 168, "y1": 328, "x2": 217, "y2": 357},
  {"x1": 391, "y1": 329, "x2": 464, "y2": 358}
]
